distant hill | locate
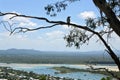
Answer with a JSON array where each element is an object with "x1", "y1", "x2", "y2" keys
[{"x1": 0, "y1": 49, "x2": 119, "y2": 64}]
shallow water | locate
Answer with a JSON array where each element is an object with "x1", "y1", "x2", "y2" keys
[{"x1": 9, "y1": 64, "x2": 108, "y2": 80}]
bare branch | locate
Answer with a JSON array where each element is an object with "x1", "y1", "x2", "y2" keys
[
  {"x1": 0, "y1": 12, "x2": 120, "y2": 72},
  {"x1": 0, "y1": 21, "x2": 10, "y2": 32},
  {"x1": 0, "y1": 21, "x2": 15, "y2": 33},
  {"x1": 0, "y1": 12, "x2": 95, "y2": 34},
  {"x1": 10, "y1": 23, "x2": 59, "y2": 35},
  {"x1": 0, "y1": 12, "x2": 63, "y2": 24}
]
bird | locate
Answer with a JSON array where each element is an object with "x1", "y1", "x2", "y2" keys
[{"x1": 67, "y1": 16, "x2": 71, "y2": 27}]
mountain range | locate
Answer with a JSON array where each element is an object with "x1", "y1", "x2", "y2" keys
[{"x1": 0, "y1": 48, "x2": 119, "y2": 64}]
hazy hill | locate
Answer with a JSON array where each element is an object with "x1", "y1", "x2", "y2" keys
[{"x1": 0, "y1": 49, "x2": 119, "y2": 64}]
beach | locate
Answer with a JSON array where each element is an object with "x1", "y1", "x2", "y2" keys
[{"x1": 0, "y1": 63, "x2": 118, "y2": 71}]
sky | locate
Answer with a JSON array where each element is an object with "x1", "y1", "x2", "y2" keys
[{"x1": 0, "y1": 0, "x2": 120, "y2": 52}]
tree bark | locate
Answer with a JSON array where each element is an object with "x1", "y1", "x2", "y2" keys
[
  {"x1": 95, "y1": 32, "x2": 120, "y2": 71},
  {"x1": 93, "y1": 0, "x2": 120, "y2": 79},
  {"x1": 93, "y1": 0, "x2": 120, "y2": 37},
  {"x1": 1, "y1": 11, "x2": 120, "y2": 77}
]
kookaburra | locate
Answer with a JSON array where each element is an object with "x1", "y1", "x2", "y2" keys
[{"x1": 67, "y1": 16, "x2": 71, "y2": 27}]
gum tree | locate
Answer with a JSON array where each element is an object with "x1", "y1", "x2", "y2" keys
[{"x1": 0, "y1": 0, "x2": 120, "y2": 79}]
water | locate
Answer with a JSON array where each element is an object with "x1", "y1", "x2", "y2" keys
[{"x1": 9, "y1": 64, "x2": 108, "y2": 80}]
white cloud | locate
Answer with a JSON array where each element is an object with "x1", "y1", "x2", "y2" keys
[
  {"x1": 0, "y1": 30, "x2": 120, "y2": 51},
  {"x1": 0, "y1": 31, "x2": 28, "y2": 41},
  {"x1": 79, "y1": 11, "x2": 96, "y2": 19},
  {"x1": 46, "y1": 30, "x2": 64, "y2": 39},
  {"x1": 2, "y1": 12, "x2": 37, "y2": 28},
  {"x1": 62, "y1": 25, "x2": 70, "y2": 29},
  {"x1": 17, "y1": 22, "x2": 37, "y2": 28},
  {"x1": 0, "y1": 31, "x2": 66, "y2": 51},
  {"x1": 0, "y1": 32, "x2": 10, "y2": 38},
  {"x1": 1, "y1": 11, "x2": 120, "y2": 51},
  {"x1": 37, "y1": 36, "x2": 43, "y2": 40}
]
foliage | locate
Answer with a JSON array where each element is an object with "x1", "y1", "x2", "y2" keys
[
  {"x1": 0, "y1": 66, "x2": 77, "y2": 80},
  {"x1": 0, "y1": 0, "x2": 120, "y2": 79},
  {"x1": 101, "y1": 77, "x2": 112, "y2": 80},
  {"x1": 40, "y1": 0, "x2": 120, "y2": 79},
  {"x1": 44, "y1": 0, "x2": 119, "y2": 18},
  {"x1": 108, "y1": 0, "x2": 120, "y2": 15},
  {"x1": 0, "y1": 49, "x2": 115, "y2": 64},
  {"x1": 85, "y1": 18, "x2": 97, "y2": 30},
  {"x1": 39, "y1": 75, "x2": 46, "y2": 80},
  {"x1": 64, "y1": 28, "x2": 90, "y2": 48},
  {"x1": 52, "y1": 66, "x2": 120, "y2": 78},
  {"x1": 44, "y1": 0, "x2": 80, "y2": 16},
  {"x1": 44, "y1": 0, "x2": 120, "y2": 49}
]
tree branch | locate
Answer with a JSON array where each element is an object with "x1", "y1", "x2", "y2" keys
[
  {"x1": 0, "y1": 12, "x2": 64, "y2": 24},
  {"x1": 88, "y1": 65, "x2": 120, "y2": 79},
  {"x1": 0, "y1": 12, "x2": 94, "y2": 34},
  {"x1": 0, "y1": 12, "x2": 120, "y2": 73},
  {"x1": 10, "y1": 24, "x2": 59, "y2": 35},
  {"x1": 93, "y1": 0, "x2": 120, "y2": 37}
]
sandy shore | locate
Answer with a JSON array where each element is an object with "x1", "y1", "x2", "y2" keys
[
  {"x1": 0, "y1": 63, "x2": 119, "y2": 71},
  {"x1": 91, "y1": 65, "x2": 119, "y2": 71},
  {"x1": 0, "y1": 63, "x2": 55, "y2": 68}
]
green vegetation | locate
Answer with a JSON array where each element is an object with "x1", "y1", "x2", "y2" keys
[
  {"x1": 0, "y1": 49, "x2": 116, "y2": 64},
  {"x1": 101, "y1": 77, "x2": 112, "y2": 80},
  {"x1": 0, "y1": 66, "x2": 119, "y2": 80},
  {"x1": 52, "y1": 66, "x2": 88, "y2": 73},
  {"x1": 52, "y1": 66, "x2": 120, "y2": 78},
  {"x1": 0, "y1": 66, "x2": 74, "y2": 80}
]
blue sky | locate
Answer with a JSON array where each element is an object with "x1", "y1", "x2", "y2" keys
[{"x1": 0, "y1": 0, "x2": 120, "y2": 51}]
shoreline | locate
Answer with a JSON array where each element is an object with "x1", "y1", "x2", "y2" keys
[{"x1": 0, "y1": 63, "x2": 118, "y2": 71}]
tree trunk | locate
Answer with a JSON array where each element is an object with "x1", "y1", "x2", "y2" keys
[
  {"x1": 96, "y1": 32, "x2": 120, "y2": 71},
  {"x1": 93, "y1": 0, "x2": 120, "y2": 37}
]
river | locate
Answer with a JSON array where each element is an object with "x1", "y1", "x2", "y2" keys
[{"x1": 0, "y1": 63, "x2": 117, "y2": 80}]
